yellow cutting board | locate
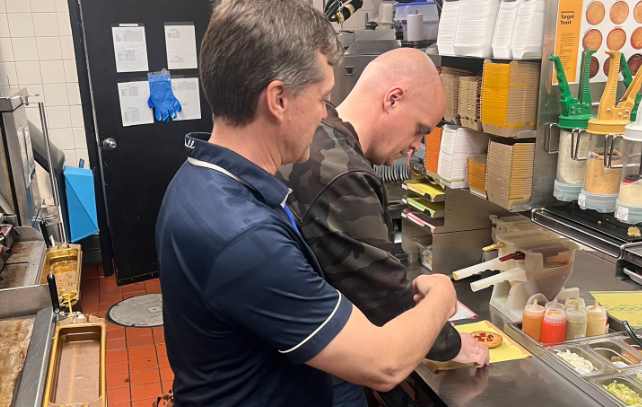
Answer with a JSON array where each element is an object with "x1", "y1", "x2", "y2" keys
[{"x1": 424, "y1": 320, "x2": 532, "y2": 372}]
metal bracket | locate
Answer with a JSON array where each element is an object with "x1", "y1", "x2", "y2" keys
[
  {"x1": 570, "y1": 128, "x2": 587, "y2": 161},
  {"x1": 605, "y1": 134, "x2": 623, "y2": 169},
  {"x1": 544, "y1": 123, "x2": 559, "y2": 154}
]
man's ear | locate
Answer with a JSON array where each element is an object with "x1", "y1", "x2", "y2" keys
[
  {"x1": 383, "y1": 87, "x2": 405, "y2": 113},
  {"x1": 264, "y1": 80, "x2": 288, "y2": 123}
]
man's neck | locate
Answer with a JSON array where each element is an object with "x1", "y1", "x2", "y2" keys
[
  {"x1": 208, "y1": 121, "x2": 281, "y2": 175},
  {"x1": 337, "y1": 98, "x2": 374, "y2": 156}
]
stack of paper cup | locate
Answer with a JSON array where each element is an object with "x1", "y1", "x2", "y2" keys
[
  {"x1": 437, "y1": 0, "x2": 461, "y2": 56},
  {"x1": 511, "y1": 0, "x2": 545, "y2": 59},
  {"x1": 453, "y1": 0, "x2": 501, "y2": 58},
  {"x1": 438, "y1": 125, "x2": 490, "y2": 189},
  {"x1": 492, "y1": 0, "x2": 522, "y2": 59}
]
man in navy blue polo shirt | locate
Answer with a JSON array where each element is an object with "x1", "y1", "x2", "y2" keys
[{"x1": 156, "y1": 1, "x2": 463, "y2": 406}]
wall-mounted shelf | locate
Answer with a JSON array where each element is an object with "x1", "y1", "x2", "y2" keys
[
  {"x1": 427, "y1": 49, "x2": 542, "y2": 62},
  {"x1": 402, "y1": 196, "x2": 445, "y2": 219},
  {"x1": 401, "y1": 209, "x2": 445, "y2": 234},
  {"x1": 409, "y1": 157, "x2": 534, "y2": 213},
  {"x1": 402, "y1": 180, "x2": 446, "y2": 203}
]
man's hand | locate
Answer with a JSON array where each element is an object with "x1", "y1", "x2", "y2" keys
[
  {"x1": 412, "y1": 274, "x2": 457, "y2": 317},
  {"x1": 451, "y1": 333, "x2": 490, "y2": 368}
]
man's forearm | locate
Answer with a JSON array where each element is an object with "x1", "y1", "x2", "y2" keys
[
  {"x1": 306, "y1": 280, "x2": 456, "y2": 392},
  {"x1": 374, "y1": 289, "x2": 453, "y2": 382},
  {"x1": 427, "y1": 323, "x2": 462, "y2": 361}
]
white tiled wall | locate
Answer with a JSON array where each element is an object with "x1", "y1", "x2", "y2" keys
[{"x1": 0, "y1": 0, "x2": 88, "y2": 168}]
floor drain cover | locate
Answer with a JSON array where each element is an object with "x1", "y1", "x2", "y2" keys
[{"x1": 107, "y1": 293, "x2": 163, "y2": 327}]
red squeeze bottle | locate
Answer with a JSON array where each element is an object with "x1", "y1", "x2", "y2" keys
[{"x1": 541, "y1": 309, "x2": 567, "y2": 344}]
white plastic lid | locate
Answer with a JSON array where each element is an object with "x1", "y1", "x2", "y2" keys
[
  {"x1": 545, "y1": 298, "x2": 565, "y2": 311},
  {"x1": 565, "y1": 297, "x2": 586, "y2": 310},
  {"x1": 624, "y1": 103, "x2": 642, "y2": 142},
  {"x1": 566, "y1": 303, "x2": 587, "y2": 321},
  {"x1": 579, "y1": 189, "x2": 618, "y2": 213},
  {"x1": 554, "y1": 180, "x2": 583, "y2": 202},
  {"x1": 524, "y1": 299, "x2": 545, "y2": 318},
  {"x1": 615, "y1": 199, "x2": 642, "y2": 224},
  {"x1": 586, "y1": 301, "x2": 607, "y2": 319}
]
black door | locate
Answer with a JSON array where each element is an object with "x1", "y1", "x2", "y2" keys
[{"x1": 77, "y1": 0, "x2": 213, "y2": 284}]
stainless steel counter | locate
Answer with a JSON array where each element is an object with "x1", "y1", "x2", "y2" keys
[
  {"x1": 0, "y1": 227, "x2": 52, "y2": 407},
  {"x1": 410, "y1": 250, "x2": 641, "y2": 407}
]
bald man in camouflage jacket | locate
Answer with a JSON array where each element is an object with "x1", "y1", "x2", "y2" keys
[{"x1": 277, "y1": 49, "x2": 489, "y2": 406}]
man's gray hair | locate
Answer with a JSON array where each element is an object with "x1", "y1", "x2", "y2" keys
[{"x1": 200, "y1": 0, "x2": 343, "y2": 127}]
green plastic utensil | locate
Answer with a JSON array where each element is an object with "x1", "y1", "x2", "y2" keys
[{"x1": 549, "y1": 49, "x2": 596, "y2": 130}]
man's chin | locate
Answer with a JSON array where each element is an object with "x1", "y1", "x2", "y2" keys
[
  {"x1": 383, "y1": 157, "x2": 398, "y2": 166},
  {"x1": 297, "y1": 149, "x2": 311, "y2": 163}
]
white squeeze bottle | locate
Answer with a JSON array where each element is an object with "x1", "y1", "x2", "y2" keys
[
  {"x1": 565, "y1": 297, "x2": 586, "y2": 310},
  {"x1": 565, "y1": 302, "x2": 587, "y2": 340},
  {"x1": 586, "y1": 301, "x2": 608, "y2": 337}
]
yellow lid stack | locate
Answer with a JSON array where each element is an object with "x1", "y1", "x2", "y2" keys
[{"x1": 481, "y1": 60, "x2": 540, "y2": 137}]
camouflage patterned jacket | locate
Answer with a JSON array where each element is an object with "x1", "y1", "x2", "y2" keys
[{"x1": 277, "y1": 105, "x2": 461, "y2": 362}]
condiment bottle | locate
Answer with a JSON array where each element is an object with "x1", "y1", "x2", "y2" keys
[
  {"x1": 565, "y1": 297, "x2": 586, "y2": 310},
  {"x1": 615, "y1": 102, "x2": 642, "y2": 224},
  {"x1": 545, "y1": 298, "x2": 565, "y2": 311},
  {"x1": 579, "y1": 50, "x2": 642, "y2": 213},
  {"x1": 523, "y1": 299, "x2": 545, "y2": 341},
  {"x1": 541, "y1": 309, "x2": 567, "y2": 344},
  {"x1": 586, "y1": 301, "x2": 608, "y2": 337},
  {"x1": 565, "y1": 303, "x2": 588, "y2": 340},
  {"x1": 549, "y1": 51, "x2": 594, "y2": 202}
]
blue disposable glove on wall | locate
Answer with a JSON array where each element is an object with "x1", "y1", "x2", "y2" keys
[{"x1": 148, "y1": 72, "x2": 182, "y2": 122}]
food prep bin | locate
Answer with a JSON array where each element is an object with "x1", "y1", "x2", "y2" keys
[
  {"x1": 618, "y1": 332, "x2": 642, "y2": 355},
  {"x1": 37, "y1": 244, "x2": 82, "y2": 307},
  {"x1": 593, "y1": 375, "x2": 642, "y2": 407},
  {"x1": 549, "y1": 344, "x2": 610, "y2": 377},
  {"x1": 42, "y1": 315, "x2": 106, "y2": 407},
  {"x1": 587, "y1": 340, "x2": 642, "y2": 370}
]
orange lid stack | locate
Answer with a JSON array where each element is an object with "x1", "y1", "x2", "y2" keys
[
  {"x1": 467, "y1": 154, "x2": 488, "y2": 199},
  {"x1": 424, "y1": 126, "x2": 443, "y2": 179}
]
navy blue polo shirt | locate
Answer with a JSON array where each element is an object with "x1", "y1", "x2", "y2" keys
[{"x1": 156, "y1": 133, "x2": 353, "y2": 407}]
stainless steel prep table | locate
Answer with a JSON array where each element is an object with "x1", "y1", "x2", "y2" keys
[
  {"x1": 0, "y1": 226, "x2": 54, "y2": 407},
  {"x1": 409, "y1": 251, "x2": 641, "y2": 407}
]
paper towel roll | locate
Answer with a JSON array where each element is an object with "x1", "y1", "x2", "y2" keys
[{"x1": 407, "y1": 13, "x2": 425, "y2": 42}]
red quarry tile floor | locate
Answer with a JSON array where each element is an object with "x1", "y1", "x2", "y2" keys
[{"x1": 80, "y1": 263, "x2": 171, "y2": 407}]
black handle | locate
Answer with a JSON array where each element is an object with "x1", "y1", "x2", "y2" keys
[
  {"x1": 47, "y1": 274, "x2": 60, "y2": 314},
  {"x1": 623, "y1": 321, "x2": 642, "y2": 348},
  {"x1": 40, "y1": 220, "x2": 51, "y2": 248}
]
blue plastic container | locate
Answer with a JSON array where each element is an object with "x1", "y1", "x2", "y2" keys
[{"x1": 64, "y1": 166, "x2": 99, "y2": 242}]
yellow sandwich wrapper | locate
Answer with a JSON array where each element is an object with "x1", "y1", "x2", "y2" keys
[
  {"x1": 404, "y1": 180, "x2": 446, "y2": 202},
  {"x1": 590, "y1": 291, "x2": 642, "y2": 328},
  {"x1": 423, "y1": 320, "x2": 532, "y2": 372}
]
